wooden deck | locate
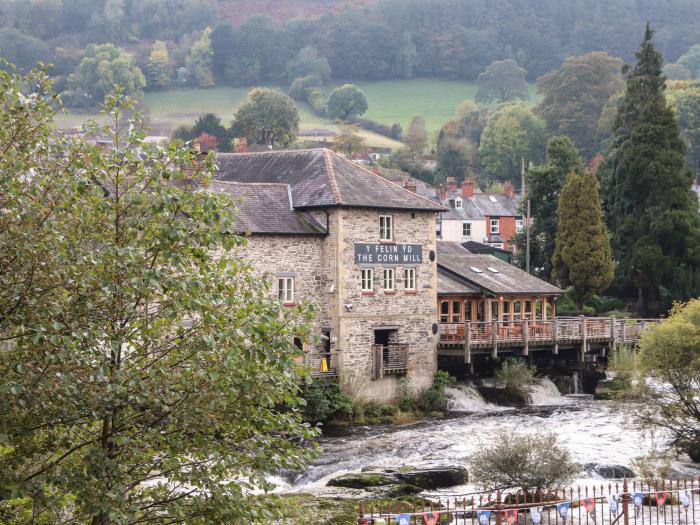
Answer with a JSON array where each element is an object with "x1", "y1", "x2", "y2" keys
[{"x1": 438, "y1": 317, "x2": 659, "y2": 361}]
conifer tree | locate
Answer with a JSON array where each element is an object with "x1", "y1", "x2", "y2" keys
[
  {"x1": 600, "y1": 24, "x2": 700, "y2": 314},
  {"x1": 553, "y1": 171, "x2": 614, "y2": 309}
]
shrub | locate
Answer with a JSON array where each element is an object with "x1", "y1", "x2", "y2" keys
[
  {"x1": 494, "y1": 359, "x2": 536, "y2": 389},
  {"x1": 289, "y1": 75, "x2": 321, "y2": 101},
  {"x1": 470, "y1": 431, "x2": 579, "y2": 495},
  {"x1": 347, "y1": 116, "x2": 402, "y2": 140},
  {"x1": 410, "y1": 371, "x2": 456, "y2": 413},
  {"x1": 302, "y1": 381, "x2": 353, "y2": 423}
]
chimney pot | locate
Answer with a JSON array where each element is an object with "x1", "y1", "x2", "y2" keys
[
  {"x1": 446, "y1": 176, "x2": 458, "y2": 193},
  {"x1": 235, "y1": 137, "x2": 248, "y2": 154},
  {"x1": 504, "y1": 180, "x2": 515, "y2": 198}
]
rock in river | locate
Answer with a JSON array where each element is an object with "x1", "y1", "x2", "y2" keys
[{"x1": 327, "y1": 466, "x2": 468, "y2": 493}]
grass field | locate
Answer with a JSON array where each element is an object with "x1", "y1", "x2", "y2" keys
[{"x1": 54, "y1": 79, "x2": 539, "y2": 149}]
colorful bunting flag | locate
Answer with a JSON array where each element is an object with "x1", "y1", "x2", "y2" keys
[
  {"x1": 607, "y1": 495, "x2": 618, "y2": 515},
  {"x1": 504, "y1": 508, "x2": 518, "y2": 524},
  {"x1": 422, "y1": 511, "x2": 438, "y2": 525},
  {"x1": 396, "y1": 514, "x2": 410, "y2": 525},
  {"x1": 477, "y1": 510, "x2": 491, "y2": 525},
  {"x1": 557, "y1": 502, "x2": 570, "y2": 521},
  {"x1": 530, "y1": 506, "x2": 543, "y2": 524},
  {"x1": 633, "y1": 492, "x2": 644, "y2": 508},
  {"x1": 655, "y1": 491, "x2": 667, "y2": 506},
  {"x1": 583, "y1": 497, "x2": 596, "y2": 513},
  {"x1": 680, "y1": 490, "x2": 691, "y2": 509}
]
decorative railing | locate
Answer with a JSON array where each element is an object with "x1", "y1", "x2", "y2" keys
[
  {"x1": 372, "y1": 343, "x2": 409, "y2": 379},
  {"x1": 439, "y1": 317, "x2": 659, "y2": 350}
]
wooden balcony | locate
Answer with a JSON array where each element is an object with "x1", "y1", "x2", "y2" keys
[
  {"x1": 438, "y1": 317, "x2": 659, "y2": 361},
  {"x1": 372, "y1": 343, "x2": 409, "y2": 379}
]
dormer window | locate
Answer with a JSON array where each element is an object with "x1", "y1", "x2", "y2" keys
[
  {"x1": 380, "y1": 215, "x2": 393, "y2": 241},
  {"x1": 455, "y1": 197, "x2": 463, "y2": 208}
]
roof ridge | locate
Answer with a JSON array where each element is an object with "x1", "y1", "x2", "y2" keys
[
  {"x1": 217, "y1": 148, "x2": 326, "y2": 157},
  {"x1": 329, "y1": 151, "x2": 447, "y2": 211},
  {"x1": 323, "y1": 148, "x2": 342, "y2": 203},
  {"x1": 211, "y1": 180, "x2": 290, "y2": 187}
]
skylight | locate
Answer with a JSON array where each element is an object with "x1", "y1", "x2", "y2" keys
[
  {"x1": 470, "y1": 267, "x2": 483, "y2": 273},
  {"x1": 488, "y1": 195, "x2": 497, "y2": 203},
  {"x1": 487, "y1": 267, "x2": 500, "y2": 273}
]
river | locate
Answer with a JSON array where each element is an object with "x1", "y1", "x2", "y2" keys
[{"x1": 278, "y1": 379, "x2": 700, "y2": 496}]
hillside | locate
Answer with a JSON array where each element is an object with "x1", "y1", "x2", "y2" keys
[{"x1": 215, "y1": 0, "x2": 374, "y2": 26}]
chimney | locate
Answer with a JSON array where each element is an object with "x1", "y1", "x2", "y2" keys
[
  {"x1": 461, "y1": 177, "x2": 474, "y2": 198},
  {"x1": 438, "y1": 183, "x2": 447, "y2": 201},
  {"x1": 371, "y1": 166, "x2": 381, "y2": 175},
  {"x1": 234, "y1": 137, "x2": 248, "y2": 153},
  {"x1": 403, "y1": 177, "x2": 417, "y2": 193},
  {"x1": 446, "y1": 176, "x2": 458, "y2": 193},
  {"x1": 504, "y1": 180, "x2": 515, "y2": 198}
]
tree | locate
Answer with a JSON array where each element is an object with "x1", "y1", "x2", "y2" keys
[
  {"x1": 403, "y1": 115, "x2": 429, "y2": 160},
  {"x1": 327, "y1": 84, "x2": 368, "y2": 120},
  {"x1": 552, "y1": 171, "x2": 614, "y2": 308},
  {"x1": 285, "y1": 46, "x2": 331, "y2": 84},
  {"x1": 536, "y1": 52, "x2": 624, "y2": 159},
  {"x1": 677, "y1": 44, "x2": 700, "y2": 78},
  {"x1": 394, "y1": 31, "x2": 418, "y2": 79},
  {"x1": 231, "y1": 87, "x2": 300, "y2": 146},
  {"x1": 333, "y1": 125, "x2": 366, "y2": 157},
  {"x1": 600, "y1": 25, "x2": 700, "y2": 314},
  {"x1": 475, "y1": 59, "x2": 529, "y2": 104},
  {"x1": 186, "y1": 26, "x2": 214, "y2": 88},
  {"x1": 289, "y1": 75, "x2": 321, "y2": 102},
  {"x1": 191, "y1": 112, "x2": 230, "y2": 151},
  {"x1": 0, "y1": 75, "x2": 316, "y2": 522},
  {"x1": 0, "y1": 28, "x2": 52, "y2": 72},
  {"x1": 478, "y1": 103, "x2": 547, "y2": 184},
  {"x1": 663, "y1": 64, "x2": 692, "y2": 80},
  {"x1": 77, "y1": 43, "x2": 146, "y2": 102},
  {"x1": 637, "y1": 299, "x2": 700, "y2": 462},
  {"x1": 515, "y1": 136, "x2": 584, "y2": 278},
  {"x1": 668, "y1": 84, "x2": 700, "y2": 179},
  {"x1": 145, "y1": 40, "x2": 171, "y2": 89},
  {"x1": 470, "y1": 431, "x2": 579, "y2": 496},
  {"x1": 437, "y1": 137, "x2": 474, "y2": 183}
]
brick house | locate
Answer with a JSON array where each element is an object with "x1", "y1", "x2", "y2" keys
[{"x1": 212, "y1": 149, "x2": 445, "y2": 402}]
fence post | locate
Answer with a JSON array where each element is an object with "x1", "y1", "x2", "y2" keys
[
  {"x1": 464, "y1": 320, "x2": 471, "y2": 364},
  {"x1": 358, "y1": 501, "x2": 368, "y2": 525},
  {"x1": 496, "y1": 490, "x2": 503, "y2": 525},
  {"x1": 622, "y1": 478, "x2": 630, "y2": 525}
]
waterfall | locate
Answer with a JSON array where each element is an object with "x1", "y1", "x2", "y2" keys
[
  {"x1": 569, "y1": 372, "x2": 583, "y2": 395},
  {"x1": 445, "y1": 384, "x2": 503, "y2": 412},
  {"x1": 528, "y1": 377, "x2": 566, "y2": 405}
]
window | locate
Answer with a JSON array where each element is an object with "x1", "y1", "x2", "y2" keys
[
  {"x1": 380, "y1": 215, "x2": 393, "y2": 241},
  {"x1": 462, "y1": 221, "x2": 472, "y2": 237},
  {"x1": 455, "y1": 197, "x2": 463, "y2": 208},
  {"x1": 404, "y1": 267, "x2": 416, "y2": 290},
  {"x1": 436, "y1": 218, "x2": 442, "y2": 238},
  {"x1": 515, "y1": 219, "x2": 524, "y2": 231},
  {"x1": 277, "y1": 277, "x2": 294, "y2": 303},
  {"x1": 440, "y1": 301, "x2": 449, "y2": 323},
  {"x1": 490, "y1": 218, "x2": 500, "y2": 234},
  {"x1": 361, "y1": 268, "x2": 373, "y2": 292},
  {"x1": 451, "y1": 300, "x2": 462, "y2": 323},
  {"x1": 383, "y1": 268, "x2": 395, "y2": 291}
]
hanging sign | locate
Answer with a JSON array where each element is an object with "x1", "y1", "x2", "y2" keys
[
  {"x1": 354, "y1": 243, "x2": 422, "y2": 266},
  {"x1": 422, "y1": 511, "x2": 438, "y2": 525},
  {"x1": 531, "y1": 506, "x2": 543, "y2": 524},
  {"x1": 477, "y1": 510, "x2": 491, "y2": 525}
]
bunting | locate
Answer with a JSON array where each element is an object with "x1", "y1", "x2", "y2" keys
[
  {"x1": 396, "y1": 514, "x2": 410, "y2": 525},
  {"x1": 557, "y1": 502, "x2": 571, "y2": 521},
  {"x1": 655, "y1": 491, "x2": 667, "y2": 506},
  {"x1": 530, "y1": 506, "x2": 543, "y2": 524},
  {"x1": 477, "y1": 510, "x2": 491, "y2": 525},
  {"x1": 422, "y1": 511, "x2": 438, "y2": 525},
  {"x1": 607, "y1": 494, "x2": 618, "y2": 515},
  {"x1": 504, "y1": 508, "x2": 518, "y2": 524},
  {"x1": 680, "y1": 490, "x2": 691, "y2": 509}
]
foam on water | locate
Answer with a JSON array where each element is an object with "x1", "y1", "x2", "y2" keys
[
  {"x1": 528, "y1": 377, "x2": 571, "y2": 405},
  {"x1": 445, "y1": 384, "x2": 508, "y2": 412}
]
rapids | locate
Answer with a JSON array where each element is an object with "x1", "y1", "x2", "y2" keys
[{"x1": 278, "y1": 378, "x2": 700, "y2": 495}]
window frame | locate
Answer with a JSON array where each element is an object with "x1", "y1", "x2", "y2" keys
[
  {"x1": 490, "y1": 218, "x2": 500, "y2": 234},
  {"x1": 277, "y1": 277, "x2": 294, "y2": 304},
  {"x1": 379, "y1": 214, "x2": 394, "y2": 241},
  {"x1": 404, "y1": 267, "x2": 416, "y2": 291},
  {"x1": 515, "y1": 218, "x2": 524, "y2": 231},
  {"x1": 383, "y1": 268, "x2": 395, "y2": 291},
  {"x1": 462, "y1": 221, "x2": 472, "y2": 238},
  {"x1": 361, "y1": 268, "x2": 374, "y2": 292}
]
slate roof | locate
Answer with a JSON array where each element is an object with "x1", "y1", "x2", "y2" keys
[
  {"x1": 205, "y1": 181, "x2": 327, "y2": 235},
  {"x1": 438, "y1": 270, "x2": 481, "y2": 295},
  {"x1": 440, "y1": 199, "x2": 485, "y2": 220},
  {"x1": 437, "y1": 242, "x2": 562, "y2": 296},
  {"x1": 215, "y1": 149, "x2": 445, "y2": 211},
  {"x1": 471, "y1": 193, "x2": 520, "y2": 217}
]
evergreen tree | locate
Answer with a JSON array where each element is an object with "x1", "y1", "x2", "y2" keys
[
  {"x1": 552, "y1": 171, "x2": 614, "y2": 309},
  {"x1": 514, "y1": 136, "x2": 584, "y2": 278},
  {"x1": 600, "y1": 24, "x2": 700, "y2": 314},
  {"x1": 145, "y1": 40, "x2": 171, "y2": 89}
]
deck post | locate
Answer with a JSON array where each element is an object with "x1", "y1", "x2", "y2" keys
[
  {"x1": 552, "y1": 317, "x2": 559, "y2": 355},
  {"x1": 491, "y1": 319, "x2": 498, "y2": 358},
  {"x1": 619, "y1": 318, "x2": 626, "y2": 343},
  {"x1": 610, "y1": 316, "x2": 617, "y2": 353},
  {"x1": 523, "y1": 318, "x2": 529, "y2": 356},
  {"x1": 464, "y1": 321, "x2": 471, "y2": 364},
  {"x1": 581, "y1": 315, "x2": 587, "y2": 353}
]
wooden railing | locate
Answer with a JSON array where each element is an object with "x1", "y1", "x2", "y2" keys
[
  {"x1": 372, "y1": 343, "x2": 409, "y2": 379},
  {"x1": 439, "y1": 317, "x2": 659, "y2": 359}
]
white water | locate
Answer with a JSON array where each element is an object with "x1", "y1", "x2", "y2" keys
[{"x1": 279, "y1": 382, "x2": 700, "y2": 495}]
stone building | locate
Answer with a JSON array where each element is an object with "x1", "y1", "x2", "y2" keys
[{"x1": 212, "y1": 149, "x2": 445, "y2": 402}]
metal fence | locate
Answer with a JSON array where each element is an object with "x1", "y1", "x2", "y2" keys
[{"x1": 358, "y1": 479, "x2": 700, "y2": 525}]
